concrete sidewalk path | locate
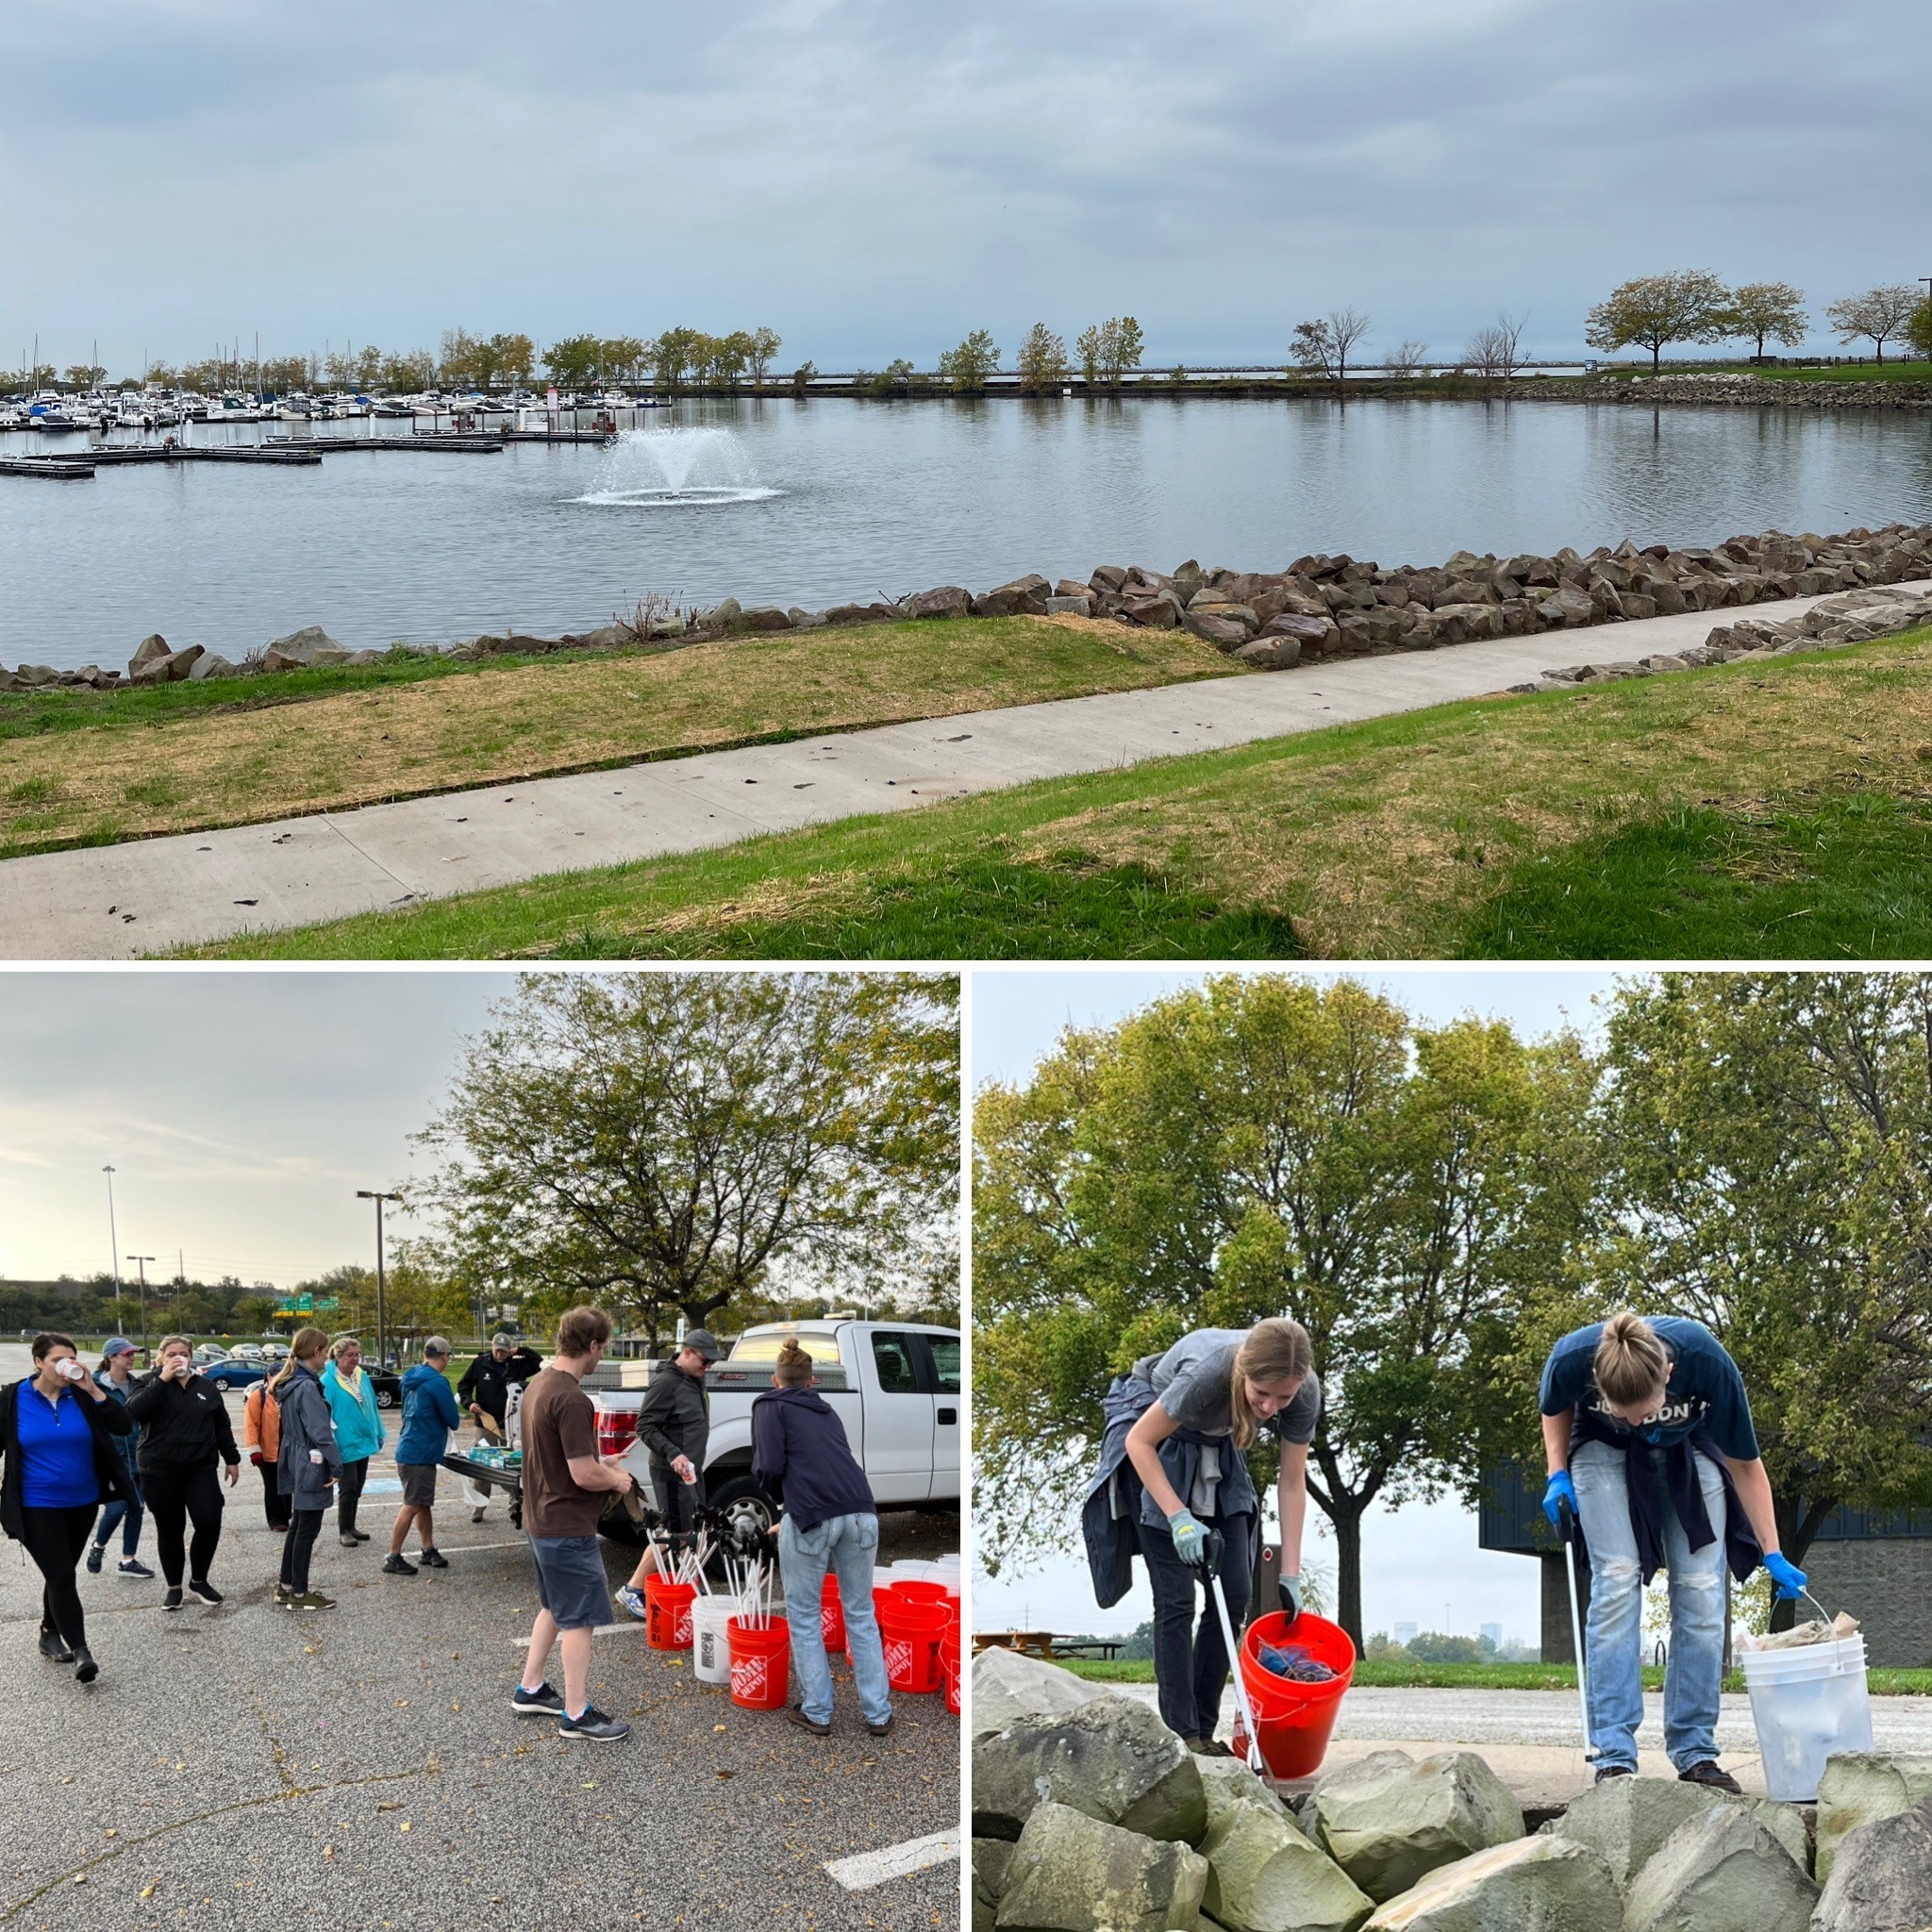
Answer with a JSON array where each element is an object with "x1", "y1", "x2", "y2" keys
[{"x1": 3, "y1": 584, "x2": 1923, "y2": 958}]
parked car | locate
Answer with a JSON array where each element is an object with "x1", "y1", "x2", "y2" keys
[
  {"x1": 444, "y1": 1320, "x2": 960, "y2": 1544},
  {"x1": 369, "y1": 1368, "x2": 402, "y2": 1410},
  {"x1": 192, "y1": 1344, "x2": 229, "y2": 1368},
  {"x1": 227, "y1": 1343, "x2": 266, "y2": 1362},
  {"x1": 200, "y1": 1357, "x2": 266, "y2": 1392}
]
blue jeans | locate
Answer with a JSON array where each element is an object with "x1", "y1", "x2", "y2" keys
[
  {"x1": 93, "y1": 1495, "x2": 144, "y2": 1558},
  {"x1": 1573, "y1": 1439, "x2": 1728, "y2": 1773},
  {"x1": 778, "y1": 1511, "x2": 892, "y2": 1728}
]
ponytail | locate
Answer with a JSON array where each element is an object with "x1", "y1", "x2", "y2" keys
[
  {"x1": 1593, "y1": 1311, "x2": 1669, "y2": 1407},
  {"x1": 270, "y1": 1325, "x2": 329, "y2": 1393}
]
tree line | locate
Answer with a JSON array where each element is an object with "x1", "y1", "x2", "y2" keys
[
  {"x1": 1586, "y1": 271, "x2": 1932, "y2": 370},
  {"x1": 974, "y1": 973, "x2": 1932, "y2": 1649}
]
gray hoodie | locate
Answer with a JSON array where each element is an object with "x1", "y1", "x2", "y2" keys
[{"x1": 275, "y1": 1366, "x2": 343, "y2": 1508}]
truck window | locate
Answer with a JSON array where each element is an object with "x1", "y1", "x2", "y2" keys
[
  {"x1": 925, "y1": 1335, "x2": 960, "y2": 1394},
  {"x1": 871, "y1": 1332, "x2": 919, "y2": 1393}
]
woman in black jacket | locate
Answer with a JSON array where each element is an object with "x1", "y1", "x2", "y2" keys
[
  {"x1": 0, "y1": 1331, "x2": 136, "y2": 1681},
  {"x1": 126, "y1": 1334, "x2": 242, "y2": 1611}
]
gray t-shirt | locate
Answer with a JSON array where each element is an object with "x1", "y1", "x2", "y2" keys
[{"x1": 1140, "y1": 1328, "x2": 1320, "y2": 1445}]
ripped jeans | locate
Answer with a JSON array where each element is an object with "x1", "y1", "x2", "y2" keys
[{"x1": 1572, "y1": 1438, "x2": 1728, "y2": 1773}]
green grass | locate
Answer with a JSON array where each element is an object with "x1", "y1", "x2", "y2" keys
[
  {"x1": 1055, "y1": 1657, "x2": 1932, "y2": 1694},
  {"x1": 189, "y1": 625, "x2": 1932, "y2": 961},
  {"x1": 1598, "y1": 360, "x2": 1932, "y2": 386}
]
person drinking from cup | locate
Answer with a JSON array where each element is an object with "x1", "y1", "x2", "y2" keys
[
  {"x1": 1540, "y1": 1310, "x2": 1807, "y2": 1791},
  {"x1": 127, "y1": 1333, "x2": 241, "y2": 1611},
  {"x1": 86, "y1": 1338, "x2": 154, "y2": 1580}
]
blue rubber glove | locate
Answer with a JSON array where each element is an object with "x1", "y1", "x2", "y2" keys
[
  {"x1": 1168, "y1": 1508, "x2": 1210, "y2": 1567},
  {"x1": 1542, "y1": 1470, "x2": 1578, "y2": 1531},
  {"x1": 1277, "y1": 1574, "x2": 1304, "y2": 1621},
  {"x1": 1763, "y1": 1552, "x2": 1807, "y2": 1601}
]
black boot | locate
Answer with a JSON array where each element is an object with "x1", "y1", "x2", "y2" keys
[
  {"x1": 72, "y1": 1646, "x2": 99, "y2": 1685},
  {"x1": 38, "y1": 1627, "x2": 74, "y2": 1663}
]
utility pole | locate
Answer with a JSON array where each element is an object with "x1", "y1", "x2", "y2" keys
[
  {"x1": 103, "y1": 1167, "x2": 121, "y2": 1313},
  {"x1": 357, "y1": 1191, "x2": 403, "y2": 1369},
  {"x1": 126, "y1": 1256, "x2": 155, "y2": 1354}
]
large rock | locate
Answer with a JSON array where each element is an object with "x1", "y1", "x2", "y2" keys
[
  {"x1": 1201, "y1": 1793, "x2": 1374, "y2": 1932},
  {"x1": 1364, "y1": 1835, "x2": 1620, "y2": 1932},
  {"x1": 1540, "y1": 1774, "x2": 1807, "y2": 1887},
  {"x1": 1310, "y1": 1751, "x2": 1524, "y2": 1902},
  {"x1": 1195, "y1": 1756, "x2": 1296, "y2": 1838},
  {"x1": 973, "y1": 575, "x2": 1051, "y2": 619},
  {"x1": 261, "y1": 625, "x2": 349, "y2": 671},
  {"x1": 1621, "y1": 1805, "x2": 1816, "y2": 1932},
  {"x1": 971, "y1": 1645, "x2": 1104, "y2": 1740},
  {"x1": 1810, "y1": 1798, "x2": 1932, "y2": 1932},
  {"x1": 973, "y1": 1694, "x2": 1207, "y2": 1844},
  {"x1": 904, "y1": 586, "x2": 974, "y2": 620},
  {"x1": 130, "y1": 642, "x2": 204, "y2": 684},
  {"x1": 995, "y1": 1801, "x2": 1208, "y2": 1932},
  {"x1": 975, "y1": 1838, "x2": 1016, "y2": 1932},
  {"x1": 128, "y1": 633, "x2": 171, "y2": 668},
  {"x1": 1816, "y1": 1753, "x2": 1932, "y2": 1884}
]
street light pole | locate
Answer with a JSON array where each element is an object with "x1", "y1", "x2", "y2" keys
[
  {"x1": 356, "y1": 1191, "x2": 403, "y2": 1369},
  {"x1": 102, "y1": 1166, "x2": 120, "y2": 1313},
  {"x1": 126, "y1": 1255, "x2": 154, "y2": 1353}
]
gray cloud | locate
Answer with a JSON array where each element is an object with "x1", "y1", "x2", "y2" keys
[{"x1": 2, "y1": 0, "x2": 1926, "y2": 373}]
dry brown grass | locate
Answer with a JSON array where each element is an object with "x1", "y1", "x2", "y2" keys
[{"x1": 0, "y1": 618, "x2": 1236, "y2": 857}]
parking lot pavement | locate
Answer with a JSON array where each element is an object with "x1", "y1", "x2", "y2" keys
[{"x1": 0, "y1": 1377, "x2": 960, "y2": 1930}]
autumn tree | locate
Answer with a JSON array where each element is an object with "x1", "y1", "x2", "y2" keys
[
  {"x1": 1074, "y1": 317, "x2": 1145, "y2": 389},
  {"x1": 653, "y1": 326, "x2": 703, "y2": 388},
  {"x1": 1907, "y1": 298, "x2": 1932, "y2": 363},
  {"x1": 746, "y1": 325, "x2": 782, "y2": 388},
  {"x1": 411, "y1": 974, "x2": 959, "y2": 1350},
  {"x1": 1825, "y1": 284, "x2": 1923, "y2": 363},
  {"x1": 1584, "y1": 272, "x2": 1732, "y2": 373},
  {"x1": 1016, "y1": 324, "x2": 1069, "y2": 393},
  {"x1": 938, "y1": 329, "x2": 1001, "y2": 393},
  {"x1": 544, "y1": 335, "x2": 603, "y2": 389},
  {"x1": 1723, "y1": 282, "x2": 1808, "y2": 359}
]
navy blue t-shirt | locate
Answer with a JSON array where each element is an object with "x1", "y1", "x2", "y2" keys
[{"x1": 1539, "y1": 1317, "x2": 1759, "y2": 1458}]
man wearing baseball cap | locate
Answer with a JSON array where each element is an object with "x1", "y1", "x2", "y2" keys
[
  {"x1": 614, "y1": 1329, "x2": 720, "y2": 1622},
  {"x1": 457, "y1": 1332, "x2": 543, "y2": 1523}
]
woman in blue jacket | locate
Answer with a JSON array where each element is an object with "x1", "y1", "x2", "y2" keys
[
  {"x1": 321, "y1": 1334, "x2": 385, "y2": 1549},
  {"x1": 386, "y1": 1338, "x2": 460, "y2": 1575}
]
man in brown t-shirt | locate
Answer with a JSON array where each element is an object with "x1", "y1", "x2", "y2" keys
[{"x1": 511, "y1": 1306, "x2": 633, "y2": 1742}]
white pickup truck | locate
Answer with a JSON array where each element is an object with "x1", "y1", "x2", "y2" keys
[{"x1": 446, "y1": 1319, "x2": 960, "y2": 1543}]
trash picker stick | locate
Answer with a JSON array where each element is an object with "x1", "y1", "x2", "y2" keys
[
  {"x1": 1559, "y1": 1501, "x2": 1598, "y2": 1764},
  {"x1": 1203, "y1": 1530, "x2": 1266, "y2": 1777}
]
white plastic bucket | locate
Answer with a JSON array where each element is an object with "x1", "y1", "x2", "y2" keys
[
  {"x1": 1740, "y1": 1635, "x2": 1874, "y2": 1802},
  {"x1": 691, "y1": 1597, "x2": 735, "y2": 1686}
]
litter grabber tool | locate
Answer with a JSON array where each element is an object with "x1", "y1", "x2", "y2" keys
[
  {"x1": 1201, "y1": 1529, "x2": 1268, "y2": 1778},
  {"x1": 1557, "y1": 1500, "x2": 1598, "y2": 1765}
]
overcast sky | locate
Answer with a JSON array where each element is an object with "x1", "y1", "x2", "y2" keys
[
  {"x1": 970, "y1": 967, "x2": 1623, "y2": 1647},
  {"x1": 4, "y1": 0, "x2": 1925, "y2": 377},
  {"x1": 0, "y1": 970, "x2": 506, "y2": 1287}
]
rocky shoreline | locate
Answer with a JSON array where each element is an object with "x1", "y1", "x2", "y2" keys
[
  {"x1": 5, "y1": 522, "x2": 1929, "y2": 696},
  {"x1": 971, "y1": 1645, "x2": 1932, "y2": 1931}
]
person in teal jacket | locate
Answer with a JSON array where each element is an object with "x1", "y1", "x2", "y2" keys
[
  {"x1": 321, "y1": 1336, "x2": 386, "y2": 1551},
  {"x1": 386, "y1": 1339, "x2": 461, "y2": 1575}
]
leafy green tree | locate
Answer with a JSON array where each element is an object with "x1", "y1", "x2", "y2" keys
[
  {"x1": 654, "y1": 326, "x2": 703, "y2": 388},
  {"x1": 1825, "y1": 284, "x2": 1923, "y2": 363},
  {"x1": 1016, "y1": 324, "x2": 1068, "y2": 393},
  {"x1": 938, "y1": 329, "x2": 1000, "y2": 393},
  {"x1": 712, "y1": 330, "x2": 753, "y2": 385},
  {"x1": 1907, "y1": 298, "x2": 1932, "y2": 362},
  {"x1": 1074, "y1": 318, "x2": 1145, "y2": 389},
  {"x1": 1585, "y1": 272, "x2": 1732, "y2": 373},
  {"x1": 746, "y1": 325, "x2": 782, "y2": 388},
  {"x1": 64, "y1": 363, "x2": 107, "y2": 389},
  {"x1": 1722, "y1": 282, "x2": 1808, "y2": 359},
  {"x1": 1291, "y1": 319, "x2": 1336, "y2": 377},
  {"x1": 489, "y1": 332, "x2": 536, "y2": 387},
  {"x1": 974, "y1": 975, "x2": 1594, "y2": 1648},
  {"x1": 791, "y1": 361, "x2": 817, "y2": 397},
  {"x1": 544, "y1": 335, "x2": 605, "y2": 390},
  {"x1": 1406, "y1": 1632, "x2": 1482, "y2": 1663},
  {"x1": 1585, "y1": 973, "x2": 1932, "y2": 1622},
  {"x1": 600, "y1": 336, "x2": 648, "y2": 384},
  {"x1": 410, "y1": 973, "x2": 958, "y2": 1350}
]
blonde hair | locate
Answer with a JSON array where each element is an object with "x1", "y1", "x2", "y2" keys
[
  {"x1": 155, "y1": 1333, "x2": 192, "y2": 1361},
  {"x1": 774, "y1": 1340, "x2": 814, "y2": 1387},
  {"x1": 329, "y1": 1333, "x2": 362, "y2": 1359},
  {"x1": 1230, "y1": 1318, "x2": 1313, "y2": 1451},
  {"x1": 270, "y1": 1325, "x2": 330, "y2": 1392},
  {"x1": 1593, "y1": 1312, "x2": 1669, "y2": 1407}
]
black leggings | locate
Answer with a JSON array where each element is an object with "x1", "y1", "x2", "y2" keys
[
  {"x1": 257, "y1": 1457, "x2": 291, "y2": 1530},
  {"x1": 21, "y1": 1503, "x2": 96, "y2": 1650},
  {"x1": 281, "y1": 1509, "x2": 324, "y2": 1592},
  {"x1": 143, "y1": 1463, "x2": 225, "y2": 1588},
  {"x1": 1136, "y1": 1509, "x2": 1255, "y2": 1742},
  {"x1": 338, "y1": 1458, "x2": 368, "y2": 1535}
]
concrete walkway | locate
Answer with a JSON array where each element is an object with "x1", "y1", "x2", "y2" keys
[{"x1": 4, "y1": 584, "x2": 1924, "y2": 958}]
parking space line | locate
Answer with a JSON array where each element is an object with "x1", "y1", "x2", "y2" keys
[{"x1": 823, "y1": 1829, "x2": 961, "y2": 1891}]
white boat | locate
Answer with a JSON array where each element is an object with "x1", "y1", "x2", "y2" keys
[
  {"x1": 372, "y1": 397, "x2": 412, "y2": 418},
  {"x1": 28, "y1": 396, "x2": 83, "y2": 432},
  {"x1": 208, "y1": 391, "x2": 261, "y2": 423},
  {"x1": 0, "y1": 402, "x2": 26, "y2": 430},
  {"x1": 278, "y1": 394, "x2": 313, "y2": 421}
]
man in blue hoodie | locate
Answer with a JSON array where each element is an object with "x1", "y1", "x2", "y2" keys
[
  {"x1": 752, "y1": 1340, "x2": 893, "y2": 1740},
  {"x1": 385, "y1": 1338, "x2": 461, "y2": 1576}
]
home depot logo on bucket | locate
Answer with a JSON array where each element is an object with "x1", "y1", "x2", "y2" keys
[
  {"x1": 675, "y1": 1605, "x2": 693, "y2": 1646},
  {"x1": 732, "y1": 1654, "x2": 770, "y2": 1701},
  {"x1": 884, "y1": 1637, "x2": 914, "y2": 1680}
]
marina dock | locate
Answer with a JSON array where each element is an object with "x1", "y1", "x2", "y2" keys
[{"x1": 0, "y1": 430, "x2": 510, "y2": 480}]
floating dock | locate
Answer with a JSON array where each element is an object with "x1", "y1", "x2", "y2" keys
[{"x1": 0, "y1": 430, "x2": 513, "y2": 479}]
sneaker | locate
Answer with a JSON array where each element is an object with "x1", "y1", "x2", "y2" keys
[
  {"x1": 511, "y1": 1681, "x2": 565, "y2": 1718},
  {"x1": 273, "y1": 1583, "x2": 294, "y2": 1607},
  {"x1": 865, "y1": 1712, "x2": 896, "y2": 1739},
  {"x1": 38, "y1": 1628, "x2": 74, "y2": 1663},
  {"x1": 787, "y1": 1706, "x2": 831, "y2": 1737},
  {"x1": 615, "y1": 1585, "x2": 649, "y2": 1624},
  {"x1": 1595, "y1": 1765, "x2": 1637, "y2": 1784},
  {"x1": 472, "y1": 1507, "x2": 487, "y2": 1524},
  {"x1": 558, "y1": 1705, "x2": 631, "y2": 1742},
  {"x1": 1186, "y1": 1737, "x2": 1233, "y2": 1758},
  {"x1": 381, "y1": 1553, "x2": 418, "y2": 1576},
  {"x1": 1679, "y1": 1760, "x2": 1742, "y2": 1794},
  {"x1": 418, "y1": 1547, "x2": 450, "y2": 1570},
  {"x1": 187, "y1": 1578, "x2": 223, "y2": 1607},
  {"x1": 161, "y1": 1587, "x2": 183, "y2": 1613},
  {"x1": 288, "y1": 1591, "x2": 336, "y2": 1612},
  {"x1": 85, "y1": 1545, "x2": 105, "y2": 1576},
  {"x1": 117, "y1": 1558, "x2": 155, "y2": 1581}
]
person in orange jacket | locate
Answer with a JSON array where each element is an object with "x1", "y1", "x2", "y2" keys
[{"x1": 242, "y1": 1376, "x2": 291, "y2": 1533}]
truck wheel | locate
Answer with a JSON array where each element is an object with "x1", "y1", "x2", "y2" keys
[{"x1": 708, "y1": 1476, "x2": 775, "y2": 1543}]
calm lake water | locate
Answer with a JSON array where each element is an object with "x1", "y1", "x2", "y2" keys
[{"x1": 5, "y1": 398, "x2": 1931, "y2": 672}]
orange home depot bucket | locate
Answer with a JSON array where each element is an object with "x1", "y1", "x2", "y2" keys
[
  {"x1": 1236, "y1": 1611, "x2": 1356, "y2": 1779},
  {"x1": 888, "y1": 1579, "x2": 952, "y2": 1610},
  {"x1": 875, "y1": 1589, "x2": 947, "y2": 1693},
  {"x1": 643, "y1": 1575, "x2": 696, "y2": 1652},
  {"x1": 940, "y1": 1627, "x2": 961, "y2": 1716},
  {"x1": 820, "y1": 1574, "x2": 848, "y2": 1654},
  {"x1": 728, "y1": 1616, "x2": 791, "y2": 1710}
]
